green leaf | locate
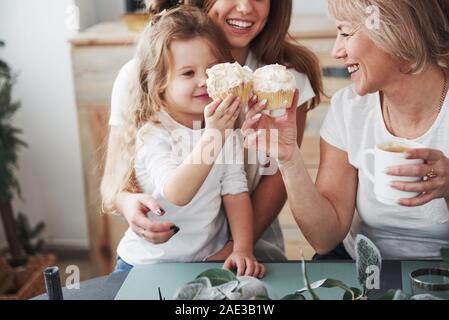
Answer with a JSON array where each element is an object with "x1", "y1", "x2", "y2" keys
[
  {"x1": 30, "y1": 221, "x2": 45, "y2": 238},
  {"x1": 216, "y1": 280, "x2": 239, "y2": 297},
  {"x1": 281, "y1": 292, "x2": 306, "y2": 300},
  {"x1": 190, "y1": 277, "x2": 212, "y2": 288},
  {"x1": 343, "y1": 287, "x2": 363, "y2": 300},
  {"x1": 173, "y1": 282, "x2": 207, "y2": 300},
  {"x1": 297, "y1": 278, "x2": 356, "y2": 300},
  {"x1": 376, "y1": 289, "x2": 398, "y2": 300},
  {"x1": 301, "y1": 259, "x2": 320, "y2": 300},
  {"x1": 378, "y1": 289, "x2": 411, "y2": 300},
  {"x1": 410, "y1": 294, "x2": 443, "y2": 300},
  {"x1": 196, "y1": 269, "x2": 237, "y2": 287},
  {"x1": 441, "y1": 248, "x2": 449, "y2": 267},
  {"x1": 355, "y1": 235, "x2": 382, "y2": 293},
  {"x1": 253, "y1": 295, "x2": 272, "y2": 300},
  {"x1": 236, "y1": 276, "x2": 268, "y2": 300}
]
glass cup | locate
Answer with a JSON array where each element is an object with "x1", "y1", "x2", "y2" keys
[{"x1": 410, "y1": 268, "x2": 449, "y2": 299}]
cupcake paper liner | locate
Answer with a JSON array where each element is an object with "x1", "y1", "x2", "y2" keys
[
  {"x1": 211, "y1": 82, "x2": 253, "y2": 106},
  {"x1": 255, "y1": 90, "x2": 295, "y2": 111}
]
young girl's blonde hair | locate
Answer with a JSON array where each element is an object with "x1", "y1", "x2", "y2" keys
[
  {"x1": 328, "y1": 0, "x2": 449, "y2": 73},
  {"x1": 101, "y1": 5, "x2": 232, "y2": 213}
]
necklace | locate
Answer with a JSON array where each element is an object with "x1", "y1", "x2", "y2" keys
[{"x1": 384, "y1": 70, "x2": 448, "y2": 138}]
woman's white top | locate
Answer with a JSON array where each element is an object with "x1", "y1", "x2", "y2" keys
[
  {"x1": 110, "y1": 52, "x2": 316, "y2": 254},
  {"x1": 320, "y1": 85, "x2": 449, "y2": 260},
  {"x1": 117, "y1": 110, "x2": 248, "y2": 265}
]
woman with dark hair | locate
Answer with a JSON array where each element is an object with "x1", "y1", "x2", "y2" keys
[{"x1": 101, "y1": 0, "x2": 324, "y2": 266}]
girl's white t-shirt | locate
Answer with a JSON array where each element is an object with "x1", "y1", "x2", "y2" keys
[
  {"x1": 320, "y1": 85, "x2": 449, "y2": 260},
  {"x1": 117, "y1": 110, "x2": 249, "y2": 265},
  {"x1": 109, "y1": 53, "x2": 316, "y2": 253}
]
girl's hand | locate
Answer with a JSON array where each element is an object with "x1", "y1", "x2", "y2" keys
[
  {"x1": 117, "y1": 192, "x2": 179, "y2": 244},
  {"x1": 387, "y1": 148, "x2": 449, "y2": 207},
  {"x1": 204, "y1": 94, "x2": 241, "y2": 136},
  {"x1": 223, "y1": 251, "x2": 266, "y2": 279},
  {"x1": 242, "y1": 90, "x2": 299, "y2": 163}
]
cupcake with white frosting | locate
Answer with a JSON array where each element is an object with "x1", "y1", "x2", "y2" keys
[
  {"x1": 253, "y1": 64, "x2": 296, "y2": 111},
  {"x1": 206, "y1": 62, "x2": 253, "y2": 106}
]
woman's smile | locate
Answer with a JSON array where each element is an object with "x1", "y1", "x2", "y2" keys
[{"x1": 225, "y1": 18, "x2": 255, "y2": 35}]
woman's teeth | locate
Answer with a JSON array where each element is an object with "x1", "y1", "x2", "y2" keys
[
  {"x1": 226, "y1": 19, "x2": 253, "y2": 29},
  {"x1": 348, "y1": 64, "x2": 360, "y2": 74}
]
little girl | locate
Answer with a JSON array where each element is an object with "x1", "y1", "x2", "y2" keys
[{"x1": 114, "y1": 6, "x2": 264, "y2": 278}]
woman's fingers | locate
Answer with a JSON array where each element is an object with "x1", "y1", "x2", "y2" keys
[
  {"x1": 286, "y1": 90, "x2": 299, "y2": 120},
  {"x1": 391, "y1": 179, "x2": 436, "y2": 193},
  {"x1": 387, "y1": 164, "x2": 435, "y2": 177},
  {"x1": 136, "y1": 194, "x2": 165, "y2": 216},
  {"x1": 245, "y1": 99, "x2": 267, "y2": 121},
  {"x1": 132, "y1": 215, "x2": 178, "y2": 244},
  {"x1": 140, "y1": 228, "x2": 177, "y2": 244},
  {"x1": 241, "y1": 113, "x2": 262, "y2": 133},
  {"x1": 406, "y1": 148, "x2": 445, "y2": 161},
  {"x1": 243, "y1": 131, "x2": 258, "y2": 150},
  {"x1": 399, "y1": 192, "x2": 436, "y2": 207}
]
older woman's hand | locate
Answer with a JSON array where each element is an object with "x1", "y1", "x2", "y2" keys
[
  {"x1": 387, "y1": 148, "x2": 449, "y2": 207},
  {"x1": 241, "y1": 90, "x2": 299, "y2": 163},
  {"x1": 117, "y1": 192, "x2": 178, "y2": 244}
]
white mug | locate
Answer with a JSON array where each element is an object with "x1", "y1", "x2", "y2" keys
[{"x1": 361, "y1": 142, "x2": 424, "y2": 205}]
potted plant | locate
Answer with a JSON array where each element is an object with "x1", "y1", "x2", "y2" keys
[{"x1": 0, "y1": 40, "x2": 55, "y2": 300}]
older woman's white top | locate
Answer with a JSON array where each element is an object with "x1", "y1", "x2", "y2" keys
[{"x1": 320, "y1": 85, "x2": 449, "y2": 260}]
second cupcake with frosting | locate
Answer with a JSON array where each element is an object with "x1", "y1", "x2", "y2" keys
[{"x1": 253, "y1": 64, "x2": 297, "y2": 111}]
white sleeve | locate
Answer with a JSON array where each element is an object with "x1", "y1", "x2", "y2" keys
[
  {"x1": 134, "y1": 125, "x2": 179, "y2": 197},
  {"x1": 320, "y1": 89, "x2": 348, "y2": 152},
  {"x1": 220, "y1": 132, "x2": 249, "y2": 196},
  {"x1": 292, "y1": 70, "x2": 316, "y2": 107},
  {"x1": 109, "y1": 59, "x2": 138, "y2": 127}
]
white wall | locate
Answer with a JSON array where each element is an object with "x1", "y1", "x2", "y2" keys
[
  {"x1": 0, "y1": 0, "x2": 88, "y2": 248},
  {"x1": 294, "y1": 0, "x2": 327, "y2": 15}
]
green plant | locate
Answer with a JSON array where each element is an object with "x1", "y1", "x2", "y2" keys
[
  {"x1": 0, "y1": 40, "x2": 45, "y2": 266},
  {"x1": 173, "y1": 236, "x2": 449, "y2": 300},
  {"x1": 0, "y1": 40, "x2": 27, "y2": 266},
  {"x1": 16, "y1": 212, "x2": 45, "y2": 255}
]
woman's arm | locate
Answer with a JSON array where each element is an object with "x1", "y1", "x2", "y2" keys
[
  {"x1": 279, "y1": 139, "x2": 358, "y2": 254},
  {"x1": 251, "y1": 105, "x2": 307, "y2": 241},
  {"x1": 101, "y1": 126, "x2": 176, "y2": 244}
]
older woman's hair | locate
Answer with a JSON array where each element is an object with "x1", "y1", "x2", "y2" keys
[{"x1": 328, "y1": 0, "x2": 449, "y2": 73}]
